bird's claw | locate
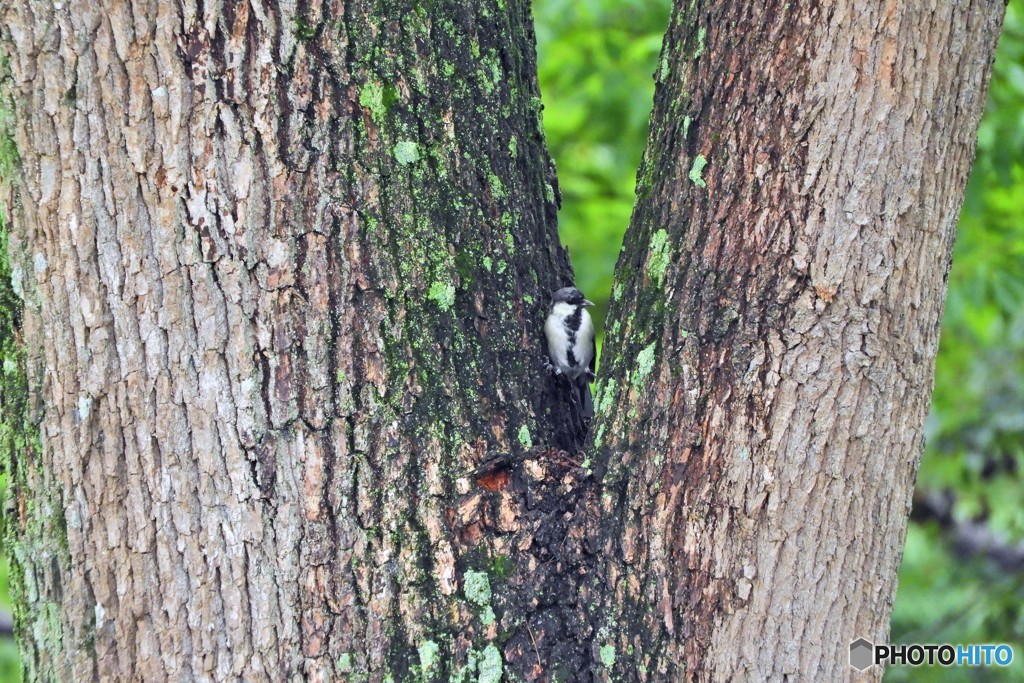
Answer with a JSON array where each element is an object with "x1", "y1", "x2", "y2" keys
[
  {"x1": 542, "y1": 358, "x2": 562, "y2": 376},
  {"x1": 585, "y1": 370, "x2": 596, "y2": 382}
]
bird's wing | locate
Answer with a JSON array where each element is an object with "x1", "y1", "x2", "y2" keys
[{"x1": 589, "y1": 334, "x2": 597, "y2": 379}]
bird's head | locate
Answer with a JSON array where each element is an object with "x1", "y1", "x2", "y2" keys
[{"x1": 551, "y1": 286, "x2": 594, "y2": 308}]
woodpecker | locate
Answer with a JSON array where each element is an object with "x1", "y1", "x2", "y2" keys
[{"x1": 544, "y1": 286, "x2": 596, "y2": 419}]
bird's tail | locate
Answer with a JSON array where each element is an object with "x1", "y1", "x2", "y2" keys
[{"x1": 579, "y1": 379, "x2": 594, "y2": 421}]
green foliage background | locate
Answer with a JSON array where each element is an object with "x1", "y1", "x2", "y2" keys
[
  {"x1": 0, "y1": 2, "x2": 1020, "y2": 680},
  {"x1": 536, "y1": 0, "x2": 1024, "y2": 679}
]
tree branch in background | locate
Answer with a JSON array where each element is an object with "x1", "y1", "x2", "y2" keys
[{"x1": 912, "y1": 489, "x2": 1024, "y2": 573}]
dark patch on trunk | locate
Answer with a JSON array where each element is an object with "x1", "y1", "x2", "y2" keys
[{"x1": 450, "y1": 446, "x2": 601, "y2": 682}]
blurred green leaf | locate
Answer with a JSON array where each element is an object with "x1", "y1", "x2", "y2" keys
[{"x1": 535, "y1": 0, "x2": 672, "y2": 330}]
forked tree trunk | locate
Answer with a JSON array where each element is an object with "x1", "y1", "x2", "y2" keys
[
  {"x1": 589, "y1": 0, "x2": 1005, "y2": 680},
  {"x1": 0, "y1": 0, "x2": 1006, "y2": 681}
]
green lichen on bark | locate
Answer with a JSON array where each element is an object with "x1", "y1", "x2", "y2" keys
[
  {"x1": 487, "y1": 173, "x2": 506, "y2": 199},
  {"x1": 476, "y1": 644, "x2": 503, "y2": 683},
  {"x1": 516, "y1": 425, "x2": 532, "y2": 449},
  {"x1": 694, "y1": 26, "x2": 707, "y2": 58},
  {"x1": 0, "y1": 217, "x2": 25, "y2": 490},
  {"x1": 634, "y1": 342, "x2": 657, "y2": 384},
  {"x1": 417, "y1": 640, "x2": 440, "y2": 674},
  {"x1": 394, "y1": 140, "x2": 421, "y2": 165},
  {"x1": 428, "y1": 281, "x2": 456, "y2": 311},
  {"x1": 0, "y1": 216, "x2": 22, "y2": 473},
  {"x1": 2, "y1": 61, "x2": 71, "y2": 675},
  {"x1": 360, "y1": 80, "x2": 398, "y2": 125},
  {"x1": 689, "y1": 154, "x2": 708, "y2": 187},
  {"x1": 646, "y1": 229, "x2": 671, "y2": 283},
  {"x1": 1, "y1": 210, "x2": 69, "y2": 682},
  {"x1": 463, "y1": 570, "x2": 492, "y2": 607}
]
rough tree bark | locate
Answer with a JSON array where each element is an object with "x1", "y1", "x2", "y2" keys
[
  {"x1": 589, "y1": 0, "x2": 1005, "y2": 680},
  {"x1": 0, "y1": 0, "x2": 588, "y2": 680},
  {"x1": 0, "y1": 0, "x2": 1007, "y2": 682}
]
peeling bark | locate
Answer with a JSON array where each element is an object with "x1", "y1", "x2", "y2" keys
[{"x1": 590, "y1": 0, "x2": 1006, "y2": 680}]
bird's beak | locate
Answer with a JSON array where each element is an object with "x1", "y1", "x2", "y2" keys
[{"x1": 583, "y1": 299, "x2": 595, "y2": 307}]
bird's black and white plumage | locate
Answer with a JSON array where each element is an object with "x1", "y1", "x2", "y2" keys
[{"x1": 544, "y1": 286, "x2": 597, "y2": 419}]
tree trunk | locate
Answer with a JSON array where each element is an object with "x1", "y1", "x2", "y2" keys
[
  {"x1": 590, "y1": 0, "x2": 1005, "y2": 680},
  {"x1": 0, "y1": 0, "x2": 585, "y2": 680}
]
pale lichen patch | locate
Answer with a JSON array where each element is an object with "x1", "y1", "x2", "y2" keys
[
  {"x1": 394, "y1": 140, "x2": 421, "y2": 165},
  {"x1": 695, "y1": 26, "x2": 707, "y2": 58},
  {"x1": 647, "y1": 229, "x2": 671, "y2": 283},
  {"x1": 477, "y1": 644, "x2": 503, "y2": 683},
  {"x1": 463, "y1": 569, "x2": 492, "y2": 607},
  {"x1": 428, "y1": 281, "x2": 456, "y2": 311},
  {"x1": 689, "y1": 154, "x2": 708, "y2": 187},
  {"x1": 418, "y1": 640, "x2": 440, "y2": 673},
  {"x1": 635, "y1": 343, "x2": 657, "y2": 384}
]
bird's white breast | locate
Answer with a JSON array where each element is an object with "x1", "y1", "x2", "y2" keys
[
  {"x1": 544, "y1": 305, "x2": 572, "y2": 369},
  {"x1": 545, "y1": 303, "x2": 595, "y2": 379}
]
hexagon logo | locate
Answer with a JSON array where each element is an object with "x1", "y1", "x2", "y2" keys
[{"x1": 850, "y1": 638, "x2": 874, "y2": 671}]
